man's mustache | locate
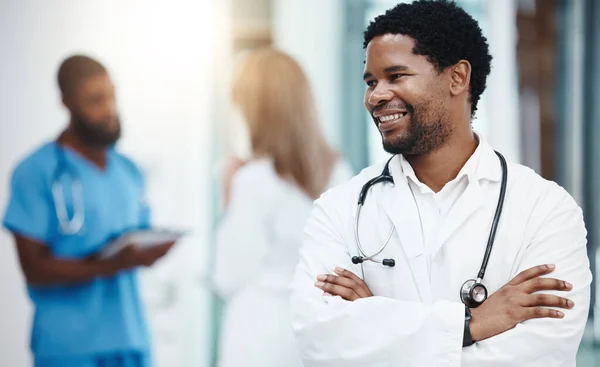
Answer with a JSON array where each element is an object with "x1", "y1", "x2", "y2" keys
[{"x1": 371, "y1": 103, "x2": 412, "y2": 116}]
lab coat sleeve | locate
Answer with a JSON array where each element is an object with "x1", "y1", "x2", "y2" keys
[
  {"x1": 212, "y1": 166, "x2": 271, "y2": 299},
  {"x1": 461, "y1": 185, "x2": 592, "y2": 367},
  {"x1": 289, "y1": 194, "x2": 465, "y2": 367}
]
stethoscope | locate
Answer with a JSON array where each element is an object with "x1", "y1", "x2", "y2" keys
[
  {"x1": 352, "y1": 151, "x2": 508, "y2": 308},
  {"x1": 51, "y1": 144, "x2": 85, "y2": 235}
]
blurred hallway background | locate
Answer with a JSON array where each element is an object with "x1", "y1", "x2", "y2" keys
[{"x1": 0, "y1": 0, "x2": 599, "y2": 366}]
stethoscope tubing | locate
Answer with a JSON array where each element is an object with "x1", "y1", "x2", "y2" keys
[
  {"x1": 354, "y1": 151, "x2": 507, "y2": 283},
  {"x1": 52, "y1": 144, "x2": 85, "y2": 234}
]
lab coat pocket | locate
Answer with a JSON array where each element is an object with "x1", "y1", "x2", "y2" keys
[{"x1": 361, "y1": 262, "x2": 393, "y2": 298}]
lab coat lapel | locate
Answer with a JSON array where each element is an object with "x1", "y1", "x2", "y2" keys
[
  {"x1": 382, "y1": 162, "x2": 432, "y2": 303},
  {"x1": 432, "y1": 138, "x2": 503, "y2": 257}
]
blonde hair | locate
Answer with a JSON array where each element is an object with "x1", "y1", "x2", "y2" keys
[{"x1": 232, "y1": 48, "x2": 337, "y2": 199}]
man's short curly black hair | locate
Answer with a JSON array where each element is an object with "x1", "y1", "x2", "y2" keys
[{"x1": 363, "y1": 0, "x2": 492, "y2": 116}]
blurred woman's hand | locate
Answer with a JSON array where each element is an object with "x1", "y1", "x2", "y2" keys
[{"x1": 222, "y1": 156, "x2": 246, "y2": 207}]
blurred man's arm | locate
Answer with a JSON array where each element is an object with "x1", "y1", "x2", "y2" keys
[
  {"x1": 14, "y1": 234, "x2": 123, "y2": 285},
  {"x1": 13, "y1": 234, "x2": 172, "y2": 287}
]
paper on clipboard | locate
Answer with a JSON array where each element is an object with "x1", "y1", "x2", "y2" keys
[{"x1": 99, "y1": 229, "x2": 187, "y2": 259}]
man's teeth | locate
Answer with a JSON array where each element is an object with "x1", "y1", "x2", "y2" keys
[{"x1": 378, "y1": 112, "x2": 407, "y2": 122}]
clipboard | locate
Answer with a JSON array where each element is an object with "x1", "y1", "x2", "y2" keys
[{"x1": 99, "y1": 229, "x2": 187, "y2": 259}]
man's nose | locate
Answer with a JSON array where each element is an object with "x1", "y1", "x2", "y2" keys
[
  {"x1": 367, "y1": 83, "x2": 394, "y2": 107},
  {"x1": 106, "y1": 98, "x2": 117, "y2": 116}
]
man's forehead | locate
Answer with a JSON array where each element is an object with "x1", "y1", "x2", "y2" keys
[
  {"x1": 363, "y1": 33, "x2": 434, "y2": 74},
  {"x1": 365, "y1": 34, "x2": 415, "y2": 61},
  {"x1": 79, "y1": 73, "x2": 112, "y2": 87},
  {"x1": 74, "y1": 74, "x2": 114, "y2": 97}
]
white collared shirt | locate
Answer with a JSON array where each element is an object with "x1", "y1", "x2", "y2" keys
[{"x1": 399, "y1": 142, "x2": 483, "y2": 276}]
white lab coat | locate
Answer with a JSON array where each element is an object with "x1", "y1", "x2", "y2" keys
[
  {"x1": 213, "y1": 157, "x2": 353, "y2": 367},
  {"x1": 290, "y1": 138, "x2": 592, "y2": 367}
]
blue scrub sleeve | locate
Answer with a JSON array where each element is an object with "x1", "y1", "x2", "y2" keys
[{"x1": 3, "y1": 162, "x2": 54, "y2": 243}]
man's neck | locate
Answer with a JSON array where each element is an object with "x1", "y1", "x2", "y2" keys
[
  {"x1": 404, "y1": 130, "x2": 478, "y2": 193},
  {"x1": 59, "y1": 127, "x2": 108, "y2": 169}
]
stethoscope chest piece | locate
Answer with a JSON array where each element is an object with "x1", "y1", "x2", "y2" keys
[{"x1": 460, "y1": 278, "x2": 488, "y2": 308}]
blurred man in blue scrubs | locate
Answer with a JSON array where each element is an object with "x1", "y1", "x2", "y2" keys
[{"x1": 3, "y1": 55, "x2": 173, "y2": 367}]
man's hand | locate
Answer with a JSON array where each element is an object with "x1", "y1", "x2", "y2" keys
[
  {"x1": 115, "y1": 241, "x2": 175, "y2": 269},
  {"x1": 470, "y1": 264, "x2": 574, "y2": 342},
  {"x1": 314, "y1": 267, "x2": 373, "y2": 301}
]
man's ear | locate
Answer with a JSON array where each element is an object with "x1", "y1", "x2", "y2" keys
[{"x1": 449, "y1": 60, "x2": 471, "y2": 97}]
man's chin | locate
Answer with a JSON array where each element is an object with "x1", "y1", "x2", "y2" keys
[
  {"x1": 100, "y1": 136, "x2": 120, "y2": 147},
  {"x1": 86, "y1": 132, "x2": 120, "y2": 147},
  {"x1": 382, "y1": 137, "x2": 414, "y2": 155}
]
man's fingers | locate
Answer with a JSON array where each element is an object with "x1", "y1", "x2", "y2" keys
[
  {"x1": 315, "y1": 280, "x2": 358, "y2": 301},
  {"x1": 333, "y1": 267, "x2": 373, "y2": 297},
  {"x1": 521, "y1": 277, "x2": 573, "y2": 294},
  {"x1": 508, "y1": 264, "x2": 555, "y2": 285},
  {"x1": 526, "y1": 307, "x2": 565, "y2": 320},
  {"x1": 157, "y1": 242, "x2": 175, "y2": 253},
  {"x1": 314, "y1": 268, "x2": 374, "y2": 300},
  {"x1": 317, "y1": 274, "x2": 356, "y2": 289},
  {"x1": 334, "y1": 267, "x2": 363, "y2": 282},
  {"x1": 316, "y1": 273, "x2": 371, "y2": 298},
  {"x1": 523, "y1": 293, "x2": 574, "y2": 309},
  {"x1": 147, "y1": 242, "x2": 174, "y2": 257}
]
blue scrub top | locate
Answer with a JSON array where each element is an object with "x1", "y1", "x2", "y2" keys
[{"x1": 3, "y1": 142, "x2": 152, "y2": 361}]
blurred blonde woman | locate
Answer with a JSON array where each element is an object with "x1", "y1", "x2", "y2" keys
[{"x1": 213, "y1": 48, "x2": 353, "y2": 367}]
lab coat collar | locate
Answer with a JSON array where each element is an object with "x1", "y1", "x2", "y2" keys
[{"x1": 474, "y1": 136, "x2": 504, "y2": 183}]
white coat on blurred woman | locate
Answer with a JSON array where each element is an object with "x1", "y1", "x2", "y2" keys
[{"x1": 212, "y1": 48, "x2": 353, "y2": 367}]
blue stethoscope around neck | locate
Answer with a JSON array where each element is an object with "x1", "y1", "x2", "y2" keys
[
  {"x1": 51, "y1": 143, "x2": 85, "y2": 235},
  {"x1": 351, "y1": 151, "x2": 508, "y2": 308}
]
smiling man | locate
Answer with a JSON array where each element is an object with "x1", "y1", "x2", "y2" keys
[{"x1": 289, "y1": 1, "x2": 591, "y2": 366}]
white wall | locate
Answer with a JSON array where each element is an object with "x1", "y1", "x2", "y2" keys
[
  {"x1": 271, "y1": 0, "x2": 345, "y2": 148},
  {"x1": 485, "y1": 0, "x2": 521, "y2": 164},
  {"x1": 0, "y1": 1, "x2": 220, "y2": 365}
]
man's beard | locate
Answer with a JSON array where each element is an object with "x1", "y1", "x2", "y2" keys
[
  {"x1": 72, "y1": 114, "x2": 121, "y2": 147},
  {"x1": 380, "y1": 106, "x2": 451, "y2": 157}
]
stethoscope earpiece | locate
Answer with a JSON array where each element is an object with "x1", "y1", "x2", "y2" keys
[
  {"x1": 351, "y1": 256, "x2": 364, "y2": 264},
  {"x1": 382, "y1": 259, "x2": 395, "y2": 267}
]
